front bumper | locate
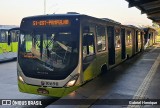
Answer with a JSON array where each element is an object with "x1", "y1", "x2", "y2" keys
[{"x1": 18, "y1": 80, "x2": 79, "y2": 97}]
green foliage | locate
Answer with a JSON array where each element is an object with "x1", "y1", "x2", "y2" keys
[
  {"x1": 152, "y1": 22, "x2": 160, "y2": 36},
  {"x1": 152, "y1": 22, "x2": 160, "y2": 28}
]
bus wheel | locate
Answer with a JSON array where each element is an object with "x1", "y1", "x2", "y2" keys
[{"x1": 101, "y1": 65, "x2": 108, "y2": 75}]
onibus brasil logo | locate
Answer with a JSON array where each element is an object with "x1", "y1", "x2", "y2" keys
[{"x1": 1, "y1": 100, "x2": 42, "y2": 106}]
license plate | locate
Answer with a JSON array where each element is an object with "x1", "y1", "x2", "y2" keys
[{"x1": 37, "y1": 88, "x2": 49, "y2": 94}]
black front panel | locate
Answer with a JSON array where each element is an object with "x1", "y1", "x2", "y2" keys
[{"x1": 18, "y1": 16, "x2": 80, "y2": 80}]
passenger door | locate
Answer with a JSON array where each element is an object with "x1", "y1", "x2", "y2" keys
[
  {"x1": 82, "y1": 26, "x2": 97, "y2": 82},
  {"x1": 115, "y1": 27, "x2": 122, "y2": 64},
  {"x1": 7, "y1": 28, "x2": 19, "y2": 59},
  {"x1": 107, "y1": 26, "x2": 115, "y2": 65},
  {"x1": 10, "y1": 30, "x2": 19, "y2": 53},
  {"x1": 95, "y1": 26, "x2": 108, "y2": 75},
  {"x1": 121, "y1": 28, "x2": 126, "y2": 59}
]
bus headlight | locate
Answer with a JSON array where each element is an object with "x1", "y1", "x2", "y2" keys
[
  {"x1": 18, "y1": 75, "x2": 24, "y2": 83},
  {"x1": 65, "y1": 74, "x2": 79, "y2": 87}
]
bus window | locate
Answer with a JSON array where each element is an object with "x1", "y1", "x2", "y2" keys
[
  {"x1": 0, "y1": 30, "x2": 8, "y2": 42},
  {"x1": 82, "y1": 26, "x2": 95, "y2": 58},
  {"x1": 126, "y1": 30, "x2": 132, "y2": 45},
  {"x1": 34, "y1": 34, "x2": 40, "y2": 51},
  {"x1": 83, "y1": 33, "x2": 95, "y2": 58},
  {"x1": 96, "y1": 26, "x2": 106, "y2": 52},
  {"x1": 19, "y1": 30, "x2": 79, "y2": 72},
  {"x1": 11, "y1": 30, "x2": 19, "y2": 42},
  {"x1": 138, "y1": 31, "x2": 141, "y2": 43},
  {"x1": 115, "y1": 28, "x2": 121, "y2": 48},
  {"x1": 26, "y1": 34, "x2": 33, "y2": 52}
]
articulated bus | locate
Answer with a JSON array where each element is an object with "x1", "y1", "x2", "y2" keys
[
  {"x1": 17, "y1": 13, "x2": 144, "y2": 97},
  {"x1": 0, "y1": 25, "x2": 19, "y2": 62},
  {"x1": 143, "y1": 27, "x2": 157, "y2": 48}
]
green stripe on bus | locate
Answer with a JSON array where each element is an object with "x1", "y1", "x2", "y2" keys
[
  {"x1": 0, "y1": 43, "x2": 9, "y2": 53},
  {"x1": 0, "y1": 43, "x2": 2, "y2": 54},
  {"x1": 0, "y1": 42, "x2": 18, "y2": 53},
  {"x1": 11, "y1": 42, "x2": 18, "y2": 52},
  {"x1": 83, "y1": 59, "x2": 97, "y2": 82},
  {"x1": 18, "y1": 80, "x2": 79, "y2": 97}
]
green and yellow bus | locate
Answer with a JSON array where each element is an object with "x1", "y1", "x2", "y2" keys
[
  {"x1": 17, "y1": 13, "x2": 144, "y2": 97},
  {"x1": 0, "y1": 25, "x2": 19, "y2": 62},
  {"x1": 143, "y1": 27, "x2": 157, "y2": 48}
]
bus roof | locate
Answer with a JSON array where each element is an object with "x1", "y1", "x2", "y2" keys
[
  {"x1": 22, "y1": 13, "x2": 82, "y2": 19},
  {"x1": 0, "y1": 25, "x2": 17, "y2": 30},
  {"x1": 22, "y1": 13, "x2": 122, "y2": 26},
  {"x1": 142, "y1": 27, "x2": 156, "y2": 31}
]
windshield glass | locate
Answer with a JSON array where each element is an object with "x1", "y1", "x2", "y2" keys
[
  {"x1": 10, "y1": 30, "x2": 19, "y2": 42},
  {"x1": 18, "y1": 29, "x2": 79, "y2": 80},
  {"x1": 0, "y1": 29, "x2": 8, "y2": 42}
]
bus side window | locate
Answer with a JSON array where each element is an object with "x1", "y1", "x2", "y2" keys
[
  {"x1": 115, "y1": 28, "x2": 121, "y2": 48},
  {"x1": 126, "y1": 30, "x2": 132, "y2": 45},
  {"x1": 96, "y1": 26, "x2": 106, "y2": 52},
  {"x1": 138, "y1": 31, "x2": 141, "y2": 43},
  {"x1": 83, "y1": 33, "x2": 95, "y2": 58},
  {"x1": 0, "y1": 31, "x2": 7, "y2": 42},
  {"x1": 11, "y1": 30, "x2": 19, "y2": 42}
]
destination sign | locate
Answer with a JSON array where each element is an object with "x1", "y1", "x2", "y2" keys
[{"x1": 32, "y1": 19, "x2": 70, "y2": 26}]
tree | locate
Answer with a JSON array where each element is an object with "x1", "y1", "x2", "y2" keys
[{"x1": 152, "y1": 22, "x2": 159, "y2": 28}]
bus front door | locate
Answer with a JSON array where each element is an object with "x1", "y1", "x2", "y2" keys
[{"x1": 82, "y1": 32, "x2": 97, "y2": 82}]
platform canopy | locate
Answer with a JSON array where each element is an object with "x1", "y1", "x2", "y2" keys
[{"x1": 126, "y1": 0, "x2": 160, "y2": 25}]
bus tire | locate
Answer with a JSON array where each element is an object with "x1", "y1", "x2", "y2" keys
[{"x1": 101, "y1": 65, "x2": 108, "y2": 75}]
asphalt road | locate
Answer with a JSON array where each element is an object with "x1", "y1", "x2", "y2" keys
[{"x1": 0, "y1": 60, "x2": 58, "y2": 108}]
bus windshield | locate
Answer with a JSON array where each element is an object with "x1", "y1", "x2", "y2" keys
[{"x1": 18, "y1": 28, "x2": 79, "y2": 80}]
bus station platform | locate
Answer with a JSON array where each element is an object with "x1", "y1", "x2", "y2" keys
[{"x1": 46, "y1": 43, "x2": 160, "y2": 108}]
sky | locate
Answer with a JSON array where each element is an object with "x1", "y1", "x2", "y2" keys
[{"x1": 0, "y1": 0, "x2": 152, "y2": 26}]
